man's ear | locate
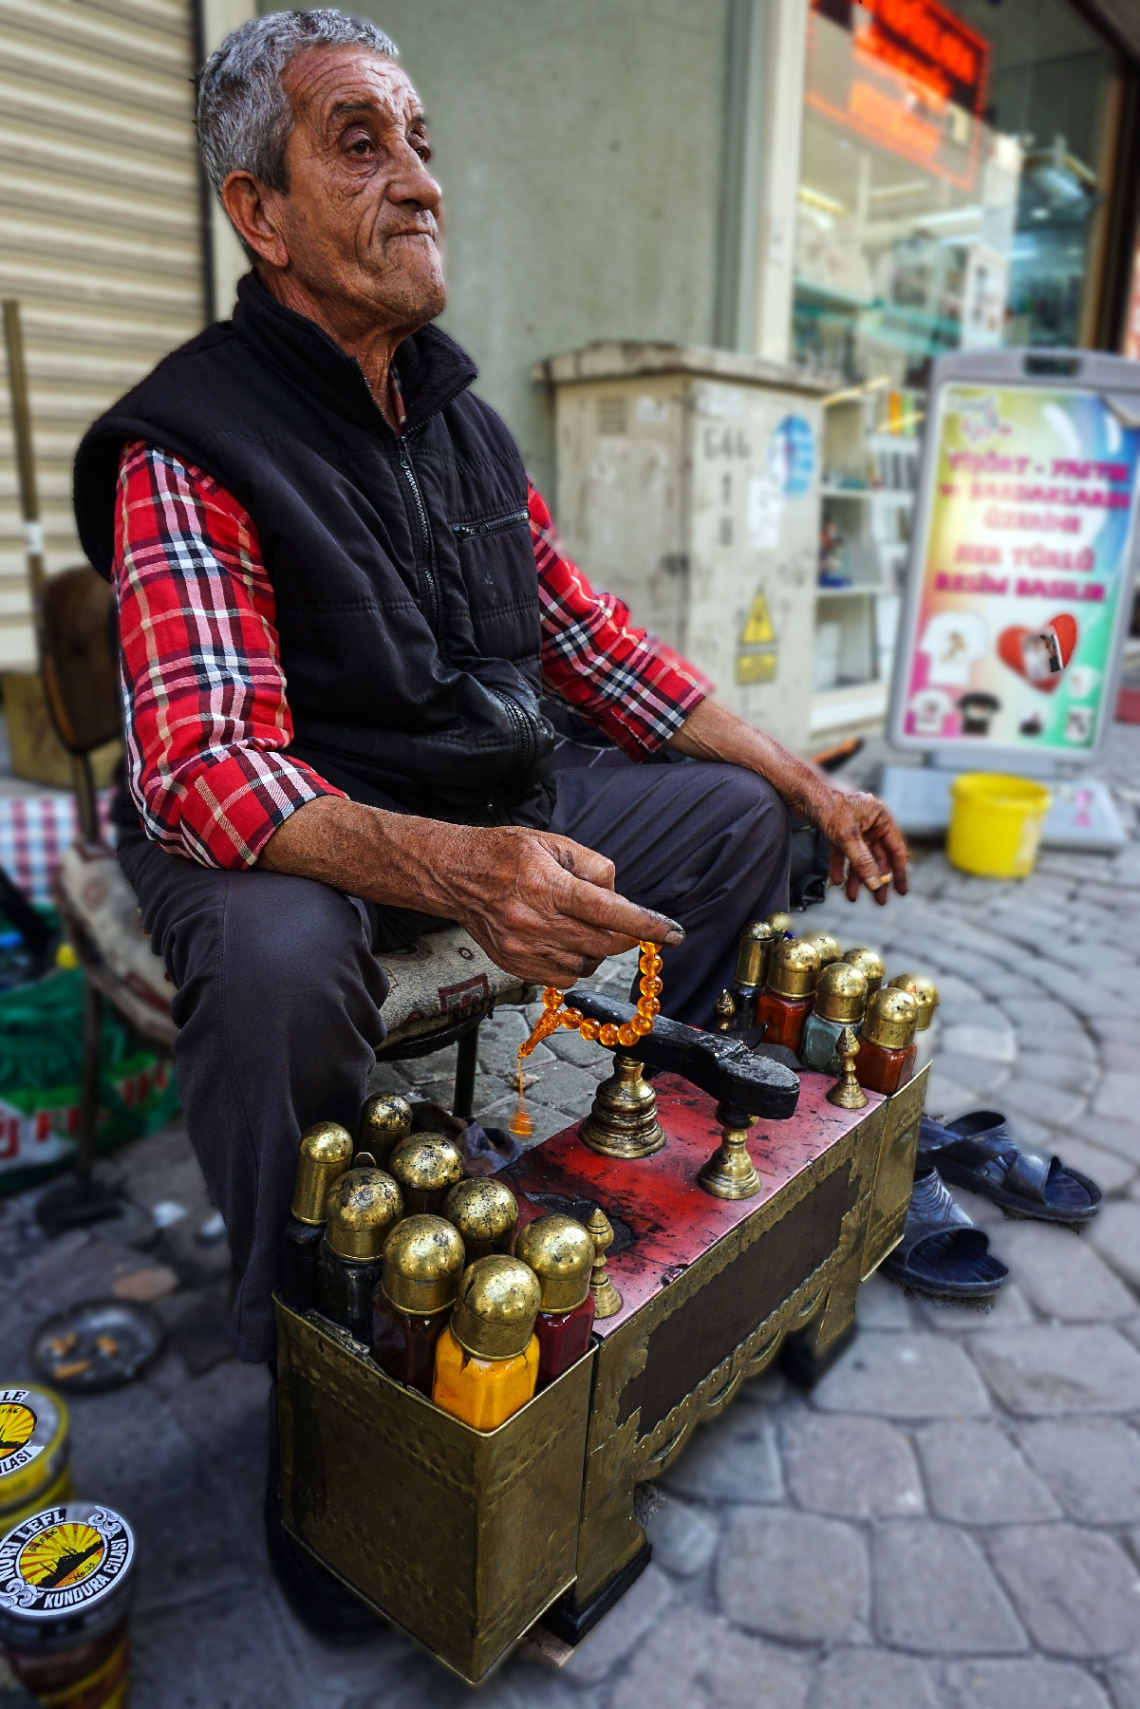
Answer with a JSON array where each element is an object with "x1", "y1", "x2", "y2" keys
[{"x1": 221, "y1": 172, "x2": 290, "y2": 270}]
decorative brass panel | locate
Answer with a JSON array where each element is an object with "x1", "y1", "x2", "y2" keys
[
  {"x1": 860, "y1": 1062, "x2": 930, "y2": 1279},
  {"x1": 568, "y1": 1107, "x2": 885, "y2": 1607},
  {"x1": 276, "y1": 1299, "x2": 593, "y2": 1686}
]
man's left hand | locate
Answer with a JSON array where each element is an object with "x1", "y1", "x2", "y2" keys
[{"x1": 814, "y1": 787, "x2": 908, "y2": 906}]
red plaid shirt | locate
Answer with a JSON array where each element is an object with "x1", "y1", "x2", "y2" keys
[{"x1": 114, "y1": 441, "x2": 704, "y2": 868}]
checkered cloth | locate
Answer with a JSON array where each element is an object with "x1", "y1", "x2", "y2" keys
[{"x1": 0, "y1": 792, "x2": 115, "y2": 906}]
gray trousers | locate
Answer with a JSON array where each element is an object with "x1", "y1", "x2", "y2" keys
[{"x1": 119, "y1": 749, "x2": 790, "y2": 1360}]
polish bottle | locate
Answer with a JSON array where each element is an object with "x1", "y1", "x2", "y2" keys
[
  {"x1": 388, "y1": 1133, "x2": 464, "y2": 1215},
  {"x1": 371, "y1": 1214, "x2": 465, "y2": 1395},
  {"x1": 800, "y1": 963, "x2": 869, "y2": 1075},
  {"x1": 754, "y1": 940, "x2": 820, "y2": 1055},
  {"x1": 803, "y1": 930, "x2": 842, "y2": 969},
  {"x1": 732, "y1": 919, "x2": 779, "y2": 1028},
  {"x1": 316, "y1": 1168, "x2": 404, "y2": 1343},
  {"x1": 515, "y1": 1214, "x2": 595, "y2": 1389},
  {"x1": 281, "y1": 1121, "x2": 354, "y2": 1312},
  {"x1": 358, "y1": 1092, "x2": 413, "y2": 1170},
  {"x1": 432, "y1": 1256, "x2": 541, "y2": 1431},
  {"x1": 842, "y1": 946, "x2": 885, "y2": 995},
  {"x1": 765, "y1": 912, "x2": 795, "y2": 939},
  {"x1": 889, "y1": 971, "x2": 940, "y2": 1070},
  {"x1": 443, "y1": 1177, "x2": 518, "y2": 1261},
  {"x1": 856, "y1": 988, "x2": 919, "y2": 1096}
]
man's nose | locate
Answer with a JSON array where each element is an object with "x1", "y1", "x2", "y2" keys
[{"x1": 391, "y1": 146, "x2": 441, "y2": 214}]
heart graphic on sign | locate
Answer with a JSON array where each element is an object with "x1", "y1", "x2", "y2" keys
[{"x1": 997, "y1": 613, "x2": 1078, "y2": 694}]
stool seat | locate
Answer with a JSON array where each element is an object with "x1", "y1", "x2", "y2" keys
[{"x1": 55, "y1": 839, "x2": 527, "y2": 1055}]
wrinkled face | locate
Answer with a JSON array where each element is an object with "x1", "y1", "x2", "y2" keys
[{"x1": 268, "y1": 46, "x2": 445, "y2": 332}]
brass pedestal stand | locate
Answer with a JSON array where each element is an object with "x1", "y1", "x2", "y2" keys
[{"x1": 579, "y1": 1055, "x2": 666, "y2": 1159}]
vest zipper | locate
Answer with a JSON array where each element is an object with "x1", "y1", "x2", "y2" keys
[
  {"x1": 452, "y1": 508, "x2": 529, "y2": 543},
  {"x1": 397, "y1": 436, "x2": 440, "y2": 631}
]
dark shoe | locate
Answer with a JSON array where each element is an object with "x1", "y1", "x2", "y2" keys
[
  {"x1": 919, "y1": 1111, "x2": 1101, "y2": 1228},
  {"x1": 265, "y1": 1383, "x2": 384, "y2": 1645},
  {"x1": 881, "y1": 1167, "x2": 1009, "y2": 1301}
]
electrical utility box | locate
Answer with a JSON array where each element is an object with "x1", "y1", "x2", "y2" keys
[{"x1": 533, "y1": 343, "x2": 829, "y2": 754}]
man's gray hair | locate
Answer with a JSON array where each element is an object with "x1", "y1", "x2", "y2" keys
[{"x1": 197, "y1": 9, "x2": 398, "y2": 198}]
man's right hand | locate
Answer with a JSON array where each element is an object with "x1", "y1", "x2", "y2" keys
[
  {"x1": 434, "y1": 824, "x2": 684, "y2": 986},
  {"x1": 257, "y1": 797, "x2": 683, "y2": 987}
]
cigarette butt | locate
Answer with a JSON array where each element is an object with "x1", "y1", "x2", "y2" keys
[
  {"x1": 53, "y1": 1359, "x2": 92, "y2": 1379},
  {"x1": 868, "y1": 873, "x2": 892, "y2": 891}
]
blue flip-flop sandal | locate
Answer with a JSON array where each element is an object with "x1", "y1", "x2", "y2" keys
[
  {"x1": 880, "y1": 1167, "x2": 1009, "y2": 1300},
  {"x1": 919, "y1": 1111, "x2": 1101, "y2": 1229}
]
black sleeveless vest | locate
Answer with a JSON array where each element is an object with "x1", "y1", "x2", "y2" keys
[{"x1": 73, "y1": 274, "x2": 556, "y2": 828}]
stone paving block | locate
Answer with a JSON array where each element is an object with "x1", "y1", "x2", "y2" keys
[
  {"x1": 780, "y1": 1413, "x2": 924, "y2": 1518},
  {"x1": 559, "y1": 1563, "x2": 673, "y2": 1684},
  {"x1": 972, "y1": 1325, "x2": 1140, "y2": 1415},
  {"x1": 12, "y1": 1231, "x2": 159, "y2": 1314},
  {"x1": 987, "y1": 1525, "x2": 1140, "y2": 1657},
  {"x1": 914, "y1": 1420, "x2": 1060, "y2": 1523},
  {"x1": 643, "y1": 1495, "x2": 719, "y2": 1578},
  {"x1": 945, "y1": 1657, "x2": 1112, "y2": 1709},
  {"x1": 992, "y1": 1224, "x2": 1135, "y2": 1322},
  {"x1": 812, "y1": 1648, "x2": 940, "y2": 1709},
  {"x1": 812, "y1": 1332, "x2": 992, "y2": 1419},
  {"x1": 999, "y1": 1079, "x2": 1087, "y2": 1128},
  {"x1": 606, "y1": 1606, "x2": 810, "y2": 1709},
  {"x1": 872, "y1": 1521, "x2": 1025, "y2": 1654},
  {"x1": 166, "y1": 1357, "x2": 272, "y2": 1533},
  {"x1": 940, "y1": 1024, "x2": 1017, "y2": 1064},
  {"x1": 1101, "y1": 1041, "x2": 1140, "y2": 1072},
  {"x1": 1095, "y1": 1075, "x2": 1140, "y2": 1124},
  {"x1": 542, "y1": 1028, "x2": 610, "y2": 1076},
  {"x1": 1016, "y1": 1419, "x2": 1140, "y2": 1523},
  {"x1": 1090, "y1": 1203, "x2": 1140, "y2": 1290},
  {"x1": 855, "y1": 1273, "x2": 913, "y2": 1330},
  {"x1": 1014, "y1": 1053, "x2": 1100, "y2": 1096},
  {"x1": 477, "y1": 1010, "x2": 554, "y2": 1078},
  {"x1": 1058, "y1": 1139, "x2": 1136, "y2": 1199},
  {"x1": 1066, "y1": 1115, "x2": 1140, "y2": 1167},
  {"x1": 1104, "y1": 1653, "x2": 1140, "y2": 1709},
  {"x1": 663, "y1": 1410, "x2": 783, "y2": 1503},
  {"x1": 928, "y1": 1053, "x2": 1012, "y2": 1097},
  {"x1": 717, "y1": 1510, "x2": 869, "y2": 1642},
  {"x1": 131, "y1": 1590, "x2": 312, "y2": 1709},
  {"x1": 479, "y1": 1094, "x2": 569, "y2": 1145},
  {"x1": 924, "y1": 1071, "x2": 980, "y2": 1122},
  {"x1": 1000, "y1": 998, "x2": 1080, "y2": 1034},
  {"x1": 523, "y1": 1058, "x2": 604, "y2": 1117},
  {"x1": 915, "y1": 1284, "x2": 1033, "y2": 1336}
]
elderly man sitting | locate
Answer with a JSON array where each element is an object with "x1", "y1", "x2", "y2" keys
[{"x1": 74, "y1": 4, "x2": 905, "y2": 1632}]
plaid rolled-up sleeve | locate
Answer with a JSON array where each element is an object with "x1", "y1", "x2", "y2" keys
[
  {"x1": 530, "y1": 484, "x2": 705, "y2": 755},
  {"x1": 113, "y1": 441, "x2": 343, "y2": 869}
]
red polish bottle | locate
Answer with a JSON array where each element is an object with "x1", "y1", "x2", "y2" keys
[
  {"x1": 754, "y1": 939, "x2": 820, "y2": 1057},
  {"x1": 514, "y1": 1214, "x2": 596, "y2": 1389}
]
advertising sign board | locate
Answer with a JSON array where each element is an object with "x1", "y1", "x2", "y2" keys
[{"x1": 889, "y1": 349, "x2": 1140, "y2": 771}]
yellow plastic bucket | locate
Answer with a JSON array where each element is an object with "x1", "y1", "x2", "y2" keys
[{"x1": 947, "y1": 772, "x2": 1052, "y2": 879}]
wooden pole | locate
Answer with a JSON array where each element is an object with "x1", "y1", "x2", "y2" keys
[{"x1": 2, "y1": 299, "x2": 47, "y2": 613}]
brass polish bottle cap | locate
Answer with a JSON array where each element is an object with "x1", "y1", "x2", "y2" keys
[
  {"x1": 889, "y1": 972, "x2": 940, "y2": 1031},
  {"x1": 450, "y1": 1256, "x2": 541, "y2": 1361},
  {"x1": 442, "y1": 1178, "x2": 518, "y2": 1257},
  {"x1": 324, "y1": 1168, "x2": 404, "y2": 1260},
  {"x1": 803, "y1": 931, "x2": 842, "y2": 967},
  {"x1": 813, "y1": 961, "x2": 868, "y2": 1024},
  {"x1": 359, "y1": 1093, "x2": 413, "y2": 1167},
  {"x1": 766, "y1": 938, "x2": 820, "y2": 999},
  {"x1": 734, "y1": 919, "x2": 777, "y2": 989},
  {"x1": 842, "y1": 947, "x2": 885, "y2": 994},
  {"x1": 388, "y1": 1133, "x2": 464, "y2": 1209},
  {"x1": 515, "y1": 1214, "x2": 594, "y2": 1313},
  {"x1": 291, "y1": 1122, "x2": 355, "y2": 1225},
  {"x1": 863, "y1": 987, "x2": 918, "y2": 1051},
  {"x1": 765, "y1": 912, "x2": 794, "y2": 938},
  {"x1": 381, "y1": 1214, "x2": 465, "y2": 1314}
]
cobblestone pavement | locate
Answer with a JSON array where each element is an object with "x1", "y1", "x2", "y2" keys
[{"x1": 2, "y1": 725, "x2": 1140, "y2": 1707}]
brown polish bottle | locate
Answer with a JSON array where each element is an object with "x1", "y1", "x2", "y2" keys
[
  {"x1": 856, "y1": 988, "x2": 919, "y2": 1096},
  {"x1": 754, "y1": 939, "x2": 820, "y2": 1055},
  {"x1": 371, "y1": 1214, "x2": 466, "y2": 1395}
]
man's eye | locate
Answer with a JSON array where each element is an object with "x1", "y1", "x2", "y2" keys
[
  {"x1": 347, "y1": 136, "x2": 373, "y2": 156},
  {"x1": 412, "y1": 138, "x2": 431, "y2": 162}
]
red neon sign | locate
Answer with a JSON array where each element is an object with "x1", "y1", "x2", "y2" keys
[{"x1": 808, "y1": 0, "x2": 991, "y2": 189}]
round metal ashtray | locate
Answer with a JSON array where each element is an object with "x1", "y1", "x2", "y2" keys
[{"x1": 32, "y1": 1299, "x2": 165, "y2": 1393}]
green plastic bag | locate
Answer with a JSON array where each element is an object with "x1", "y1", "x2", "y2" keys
[{"x1": 0, "y1": 967, "x2": 180, "y2": 1195}]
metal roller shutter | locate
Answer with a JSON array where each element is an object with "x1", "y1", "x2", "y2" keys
[{"x1": 0, "y1": 0, "x2": 203, "y2": 666}]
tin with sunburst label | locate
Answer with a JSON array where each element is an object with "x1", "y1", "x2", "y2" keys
[
  {"x1": 0, "y1": 1389, "x2": 71, "y2": 1531},
  {"x1": 0, "y1": 1504, "x2": 135, "y2": 1709}
]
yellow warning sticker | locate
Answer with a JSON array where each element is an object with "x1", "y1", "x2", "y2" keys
[
  {"x1": 740, "y1": 591, "x2": 775, "y2": 646},
  {"x1": 736, "y1": 652, "x2": 778, "y2": 686}
]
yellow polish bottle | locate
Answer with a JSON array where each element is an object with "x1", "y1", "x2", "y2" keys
[{"x1": 432, "y1": 1256, "x2": 541, "y2": 1432}]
